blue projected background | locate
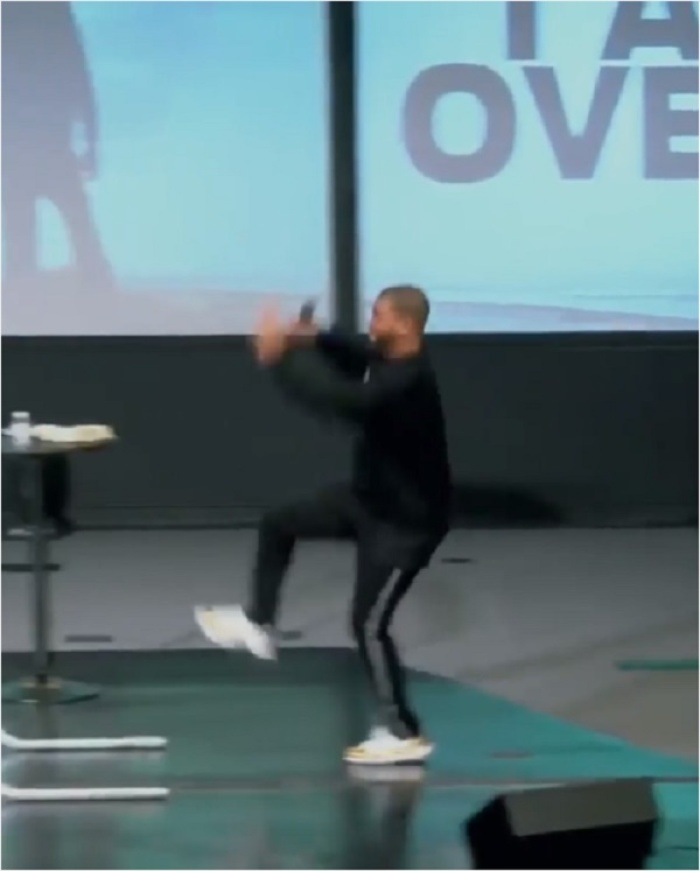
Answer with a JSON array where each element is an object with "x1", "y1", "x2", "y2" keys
[
  {"x1": 2, "y1": 1, "x2": 329, "y2": 335},
  {"x1": 359, "y1": 1, "x2": 699, "y2": 332}
]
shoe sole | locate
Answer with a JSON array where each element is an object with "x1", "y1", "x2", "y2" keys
[
  {"x1": 343, "y1": 743, "x2": 434, "y2": 766},
  {"x1": 193, "y1": 607, "x2": 241, "y2": 649},
  {"x1": 194, "y1": 607, "x2": 276, "y2": 661}
]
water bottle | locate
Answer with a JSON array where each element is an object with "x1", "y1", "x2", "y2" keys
[{"x1": 10, "y1": 411, "x2": 31, "y2": 447}]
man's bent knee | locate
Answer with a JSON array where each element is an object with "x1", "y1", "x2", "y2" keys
[{"x1": 350, "y1": 610, "x2": 370, "y2": 645}]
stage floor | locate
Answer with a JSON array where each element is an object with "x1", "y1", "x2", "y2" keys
[
  {"x1": 3, "y1": 527, "x2": 697, "y2": 758},
  {"x1": 2, "y1": 528, "x2": 698, "y2": 867},
  {"x1": 2, "y1": 648, "x2": 698, "y2": 870}
]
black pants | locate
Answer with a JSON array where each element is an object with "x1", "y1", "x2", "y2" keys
[{"x1": 248, "y1": 485, "x2": 444, "y2": 739}]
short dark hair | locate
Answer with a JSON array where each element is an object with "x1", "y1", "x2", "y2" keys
[{"x1": 378, "y1": 285, "x2": 430, "y2": 330}]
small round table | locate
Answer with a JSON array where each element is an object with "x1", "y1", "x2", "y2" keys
[{"x1": 2, "y1": 434, "x2": 115, "y2": 704}]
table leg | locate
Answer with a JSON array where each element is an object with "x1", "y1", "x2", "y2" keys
[
  {"x1": 31, "y1": 455, "x2": 50, "y2": 682},
  {"x1": 3, "y1": 456, "x2": 99, "y2": 704}
]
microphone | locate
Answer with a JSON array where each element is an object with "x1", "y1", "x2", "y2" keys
[{"x1": 298, "y1": 300, "x2": 316, "y2": 324}]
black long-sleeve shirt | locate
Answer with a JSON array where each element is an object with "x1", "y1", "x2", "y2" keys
[{"x1": 273, "y1": 329, "x2": 452, "y2": 533}]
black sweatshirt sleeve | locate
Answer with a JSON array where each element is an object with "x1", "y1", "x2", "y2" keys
[
  {"x1": 273, "y1": 348, "x2": 414, "y2": 422},
  {"x1": 315, "y1": 328, "x2": 374, "y2": 378}
]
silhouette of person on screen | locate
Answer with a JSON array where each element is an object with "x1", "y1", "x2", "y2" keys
[{"x1": 1, "y1": 1, "x2": 112, "y2": 290}]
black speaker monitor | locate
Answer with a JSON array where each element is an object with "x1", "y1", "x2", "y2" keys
[{"x1": 465, "y1": 778, "x2": 658, "y2": 869}]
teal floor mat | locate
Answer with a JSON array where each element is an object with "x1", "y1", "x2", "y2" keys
[
  {"x1": 2, "y1": 647, "x2": 697, "y2": 869},
  {"x1": 3, "y1": 648, "x2": 696, "y2": 785}
]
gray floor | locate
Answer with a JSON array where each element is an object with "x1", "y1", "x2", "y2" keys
[{"x1": 2, "y1": 527, "x2": 698, "y2": 759}]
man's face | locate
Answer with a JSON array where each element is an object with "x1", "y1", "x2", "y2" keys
[{"x1": 369, "y1": 296, "x2": 407, "y2": 346}]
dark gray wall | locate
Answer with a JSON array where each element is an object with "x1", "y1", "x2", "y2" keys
[{"x1": 4, "y1": 332, "x2": 696, "y2": 528}]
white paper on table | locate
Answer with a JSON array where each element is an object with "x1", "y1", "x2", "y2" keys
[{"x1": 29, "y1": 424, "x2": 116, "y2": 444}]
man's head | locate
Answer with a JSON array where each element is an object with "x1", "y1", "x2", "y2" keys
[{"x1": 369, "y1": 285, "x2": 430, "y2": 354}]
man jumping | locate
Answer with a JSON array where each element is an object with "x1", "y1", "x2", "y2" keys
[{"x1": 195, "y1": 285, "x2": 452, "y2": 765}]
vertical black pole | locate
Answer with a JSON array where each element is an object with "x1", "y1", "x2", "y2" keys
[
  {"x1": 328, "y1": 9, "x2": 369, "y2": 856},
  {"x1": 327, "y1": 0, "x2": 359, "y2": 332}
]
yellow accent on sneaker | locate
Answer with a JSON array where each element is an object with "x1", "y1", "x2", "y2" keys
[
  {"x1": 194, "y1": 606, "x2": 241, "y2": 648},
  {"x1": 343, "y1": 736, "x2": 434, "y2": 765}
]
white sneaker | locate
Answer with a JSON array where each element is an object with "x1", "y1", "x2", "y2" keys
[
  {"x1": 344, "y1": 730, "x2": 434, "y2": 766},
  {"x1": 194, "y1": 605, "x2": 276, "y2": 661},
  {"x1": 367, "y1": 726, "x2": 393, "y2": 742}
]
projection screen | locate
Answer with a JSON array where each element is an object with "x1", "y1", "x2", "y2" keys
[
  {"x1": 358, "y1": 1, "x2": 698, "y2": 332},
  {"x1": 2, "y1": 0, "x2": 330, "y2": 336}
]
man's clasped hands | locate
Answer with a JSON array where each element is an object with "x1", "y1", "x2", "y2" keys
[{"x1": 251, "y1": 305, "x2": 318, "y2": 366}]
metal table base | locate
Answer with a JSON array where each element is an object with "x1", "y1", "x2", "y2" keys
[
  {"x1": 3, "y1": 439, "x2": 104, "y2": 705},
  {"x1": 2, "y1": 676, "x2": 100, "y2": 705},
  {"x1": 1, "y1": 730, "x2": 169, "y2": 803}
]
